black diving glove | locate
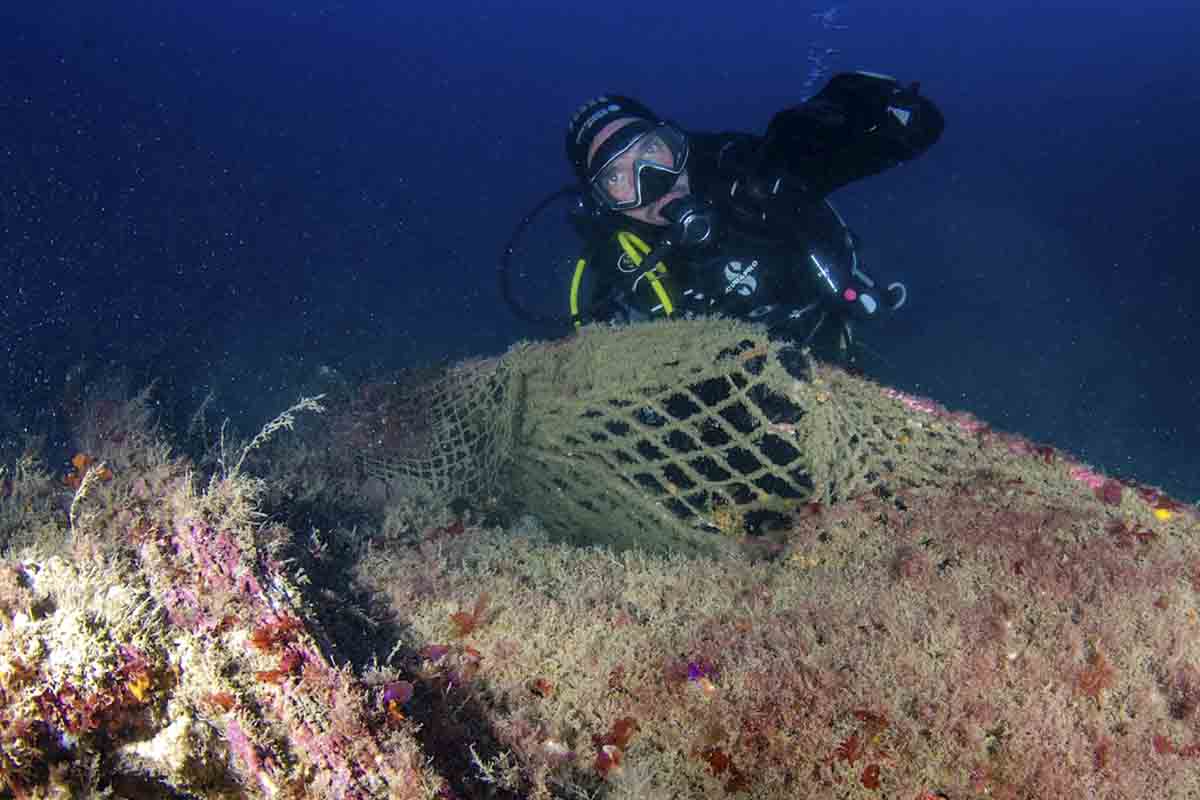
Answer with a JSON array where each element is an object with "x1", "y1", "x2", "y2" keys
[
  {"x1": 853, "y1": 73, "x2": 942, "y2": 155},
  {"x1": 761, "y1": 71, "x2": 945, "y2": 176}
]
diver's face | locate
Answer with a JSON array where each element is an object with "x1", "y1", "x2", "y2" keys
[{"x1": 588, "y1": 117, "x2": 691, "y2": 227}]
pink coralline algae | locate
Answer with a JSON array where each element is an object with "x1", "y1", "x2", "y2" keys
[
  {"x1": 883, "y1": 387, "x2": 941, "y2": 416},
  {"x1": 224, "y1": 716, "x2": 277, "y2": 794},
  {"x1": 170, "y1": 518, "x2": 263, "y2": 597},
  {"x1": 1097, "y1": 479, "x2": 1124, "y2": 506},
  {"x1": 883, "y1": 388, "x2": 998, "y2": 437},
  {"x1": 1069, "y1": 465, "x2": 1106, "y2": 492},
  {"x1": 124, "y1": 500, "x2": 434, "y2": 798},
  {"x1": 950, "y1": 413, "x2": 990, "y2": 436},
  {"x1": 1069, "y1": 465, "x2": 1125, "y2": 505}
]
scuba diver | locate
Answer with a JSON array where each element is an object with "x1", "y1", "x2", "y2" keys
[{"x1": 501, "y1": 71, "x2": 944, "y2": 365}]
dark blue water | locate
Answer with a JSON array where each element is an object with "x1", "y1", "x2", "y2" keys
[{"x1": 2, "y1": 1, "x2": 1196, "y2": 500}]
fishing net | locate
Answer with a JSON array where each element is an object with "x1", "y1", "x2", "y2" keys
[{"x1": 360, "y1": 319, "x2": 980, "y2": 554}]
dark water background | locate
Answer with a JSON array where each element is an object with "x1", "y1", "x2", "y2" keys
[{"x1": 2, "y1": 1, "x2": 1196, "y2": 500}]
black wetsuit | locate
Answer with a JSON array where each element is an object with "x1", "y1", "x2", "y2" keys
[{"x1": 573, "y1": 72, "x2": 944, "y2": 355}]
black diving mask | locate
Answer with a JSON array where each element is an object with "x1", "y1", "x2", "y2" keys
[{"x1": 587, "y1": 120, "x2": 689, "y2": 211}]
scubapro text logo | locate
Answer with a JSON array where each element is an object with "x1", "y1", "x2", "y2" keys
[{"x1": 724, "y1": 260, "x2": 759, "y2": 296}]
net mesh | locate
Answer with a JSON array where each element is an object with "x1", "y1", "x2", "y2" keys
[
  {"x1": 360, "y1": 319, "x2": 982, "y2": 554},
  {"x1": 360, "y1": 356, "x2": 515, "y2": 504}
]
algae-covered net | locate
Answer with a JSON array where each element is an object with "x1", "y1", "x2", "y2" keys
[
  {"x1": 358, "y1": 355, "x2": 516, "y2": 505},
  {"x1": 361, "y1": 319, "x2": 981, "y2": 554}
]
